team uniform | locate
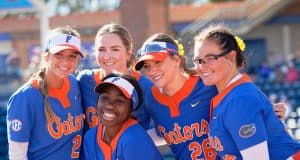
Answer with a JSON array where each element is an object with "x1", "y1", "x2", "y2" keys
[
  {"x1": 144, "y1": 75, "x2": 218, "y2": 160},
  {"x1": 209, "y1": 74, "x2": 300, "y2": 160},
  {"x1": 7, "y1": 75, "x2": 84, "y2": 160},
  {"x1": 77, "y1": 69, "x2": 153, "y2": 130},
  {"x1": 82, "y1": 118, "x2": 163, "y2": 160}
]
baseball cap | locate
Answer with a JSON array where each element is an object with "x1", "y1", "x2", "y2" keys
[
  {"x1": 94, "y1": 76, "x2": 139, "y2": 110},
  {"x1": 45, "y1": 33, "x2": 85, "y2": 58},
  {"x1": 135, "y1": 41, "x2": 179, "y2": 70}
]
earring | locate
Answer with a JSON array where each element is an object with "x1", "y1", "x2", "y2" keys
[{"x1": 230, "y1": 61, "x2": 233, "y2": 67}]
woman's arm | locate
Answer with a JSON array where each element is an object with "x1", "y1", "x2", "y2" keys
[
  {"x1": 8, "y1": 140, "x2": 29, "y2": 160},
  {"x1": 240, "y1": 141, "x2": 269, "y2": 160}
]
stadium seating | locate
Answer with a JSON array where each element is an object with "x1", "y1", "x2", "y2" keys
[
  {"x1": 0, "y1": 106, "x2": 8, "y2": 160},
  {"x1": 256, "y1": 78, "x2": 300, "y2": 140},
  {"x1": 0, "y1": 72, "x2": 21, "y2": 160}
]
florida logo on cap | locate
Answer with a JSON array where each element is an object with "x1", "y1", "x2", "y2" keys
[
  {"x1": 45, "y1": 33, "x2": 85, "y2": 58},
  {"x1": 95, "y1": 76, "x2": 139, "y2": 110}
]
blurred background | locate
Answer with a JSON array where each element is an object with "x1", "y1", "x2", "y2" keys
[{"x1": 1, "y1": 0, "x2": 300, "y2": 159}]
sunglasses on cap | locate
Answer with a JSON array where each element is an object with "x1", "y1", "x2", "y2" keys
[{"x1": 136, "y1": 41, "x2": 178, "y2": 59}]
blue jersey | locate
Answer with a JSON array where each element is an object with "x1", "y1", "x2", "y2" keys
[
  {"x1": 144, "y1": 76, "x2": 218, "y2": 160},
  {"x1": 82, "y1": 118, "x2": 163, "y2": 160},
  {"x1": 7, "y1": 75, "x2": 84, "y2": 160},
  {"x1": 209, "y1": 74, "x2": 300, "y2": 160},
  {"x1": 77, "y1": 69, "x2": 153, "y2": 130},
  {"x1": 77, "y1": 69, "x2": 103, "y2": 129}
]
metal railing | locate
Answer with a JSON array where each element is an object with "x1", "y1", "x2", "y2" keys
[{"x1": 178, "y1": 0, "x2": 294, "y2": 56}]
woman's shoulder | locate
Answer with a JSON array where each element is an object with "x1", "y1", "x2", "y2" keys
[
  {"x1": 83, "y1": 126, "x2": 98, "y2": 140},
  {"x1": 68, "y1": 74, "x2": 79, "y2": 83},
  {"x1": 190, "y1": 75, "x2": 218, "y2": 92},
  {"x1": 11, "y1": 82, "x2": 41, "y2": 98},
  {"x1": 122, "y1": 123, "x2": 151, "y2": 141},
  {"x1": 76, "y1": 69, "x2": 100, "y2": 81},
  {"x1": 7, "y1": 82, "x2": 41, "y2": 109}
]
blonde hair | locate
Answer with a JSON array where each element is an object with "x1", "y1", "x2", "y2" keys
[{"x1": 31, "y1": 25, "x2": 81, "y2": 121}]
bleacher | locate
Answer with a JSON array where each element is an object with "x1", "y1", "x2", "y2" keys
[
  {"x1": 0, "y1": 106, "x2": 8, "y2": 160},
  {"x1": 0, "y1": 71, "x2": 22, "y2": 160},
  {"x1": 255, "y1": 77, "x2": 300, "y2": 140}
]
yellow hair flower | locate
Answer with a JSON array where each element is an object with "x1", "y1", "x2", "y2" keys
[
  {"x1": 174, "y1": 40, "x2": 185, "y2": 56},
  {"x1": 234, "y1": 36, "x2": 246, "y2": 52}
]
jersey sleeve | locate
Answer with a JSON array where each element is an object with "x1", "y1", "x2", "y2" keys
[
  {"x1": 82, "y1": 135, "x2": 90, "y2": 160},
  {"x1": 82, "y1": 128, "x2": 97, "y2": 160},
  {"x1": 134, "y1": 76, "x2": 154, "y2": 129},
  {"x1": 121, "y1": 126, "x2": 163, "y2": 160},
  {"x1": 76, "y1": 69, "x2": 92, "y2": 88},
  {"x1": 223, "y1": 95, "x2": 268, "y2": 151},
  {"x1": 7, "y1": 91, "x2": 35, "y2": 142}
]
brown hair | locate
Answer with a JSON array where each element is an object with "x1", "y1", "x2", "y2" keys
[
  {"x1": 194, "y1": 24, "x2": 246, "y2": 69},
  {"x1": 143, "y1": 33, "x2": 197, "y2": 75},
  {"x1": 95, "y1": 23, "x2": 134, "y2": 68}
]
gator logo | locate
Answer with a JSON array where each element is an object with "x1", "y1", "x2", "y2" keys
[{"x1": 239, "y1": 123, "x2": 256, "y2": 138}]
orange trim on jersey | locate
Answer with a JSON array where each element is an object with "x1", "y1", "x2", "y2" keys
[
  {"x1": 97, "y1": 118, "x2": 137, "y2": 160},
  {"x1": 94, "y1": 69, "x2": 104, "y2": 85},
  {"x1": 30, "y1": 78, "x2": 71, "y2": 108},
  {"x1": 152, "y1": 76, "x2": 198, "y2": 117},
  {"x1": 292, "y1": 150, "x2": 300, "y2": 160},
  {"x1": 97, "y1": 125, "x2": 111, "y2": 160},
  {"x1": 210, "y1": 74, "x2": 252, "y2": 119},
  {"x1": 48, "y1": 78, "x2": 71, "y2": 108},
  {"x1": 131, "y1": 70, "x2": 141, "y2": 81},
  {"x1": 31, "y1": 79, "x2": 39, "y2": 89}
]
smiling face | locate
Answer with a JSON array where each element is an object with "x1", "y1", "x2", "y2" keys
[
  {"x1": 45, "y1": 49, "x2": 80, "y2": 79},
  {"x1": 96, "y1": 85, "x2": 132, "y2": 130},
  {"x1": 194, "y1": 40, "x2": 233, "y2": 89},
  {"x1": 142, "y1": 56, "x2": 180, "y2": 90},
  {"x1": 95, "y1": 33, "x2": 130, "y2": 74}
]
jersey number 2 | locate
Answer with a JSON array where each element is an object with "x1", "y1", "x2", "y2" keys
[{"x1": 72, "y1": 135, "x2": 82, "y2": 158}]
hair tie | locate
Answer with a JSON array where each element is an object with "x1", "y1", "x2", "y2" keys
[
  {"x1": 234, "y1": 36, "x2": 246, "y2": 52},
  {"x1": 174, "y1": 40, "x2": 184, "y2": 56}
]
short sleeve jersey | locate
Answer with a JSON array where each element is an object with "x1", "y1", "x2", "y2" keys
[
  {"x1": 82, "y1": 118, "x2": 163, "y2": 160},
  {"x1": 77, "y1": 69, "x2": 153, "y2": 130},
  {"x1": 144, "y1": 76, "x2": 218, "y2": 160},
  {"x1": 209, "y1": 74, "x2": 300, "y2": 160},
  {"x1": 7, "y1": 75, "x2": 84, "y2": 160}
]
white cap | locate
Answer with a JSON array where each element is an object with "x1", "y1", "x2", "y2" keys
[{"x1": 45, "y1": 33, "x2": 85, "y2": 58}]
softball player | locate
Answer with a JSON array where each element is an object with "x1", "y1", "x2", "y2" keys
[
  {"x1": 135, "y1": 33, "x2": 288, "y2": 160},
  {"x1": 82, "y1": 73, "x2": 162, "y2": 160},
  {"x1": 135, "y1": 33, "x2": 219, "y2": 160},
  {"x1": 77, "y1": 23, "x2": 152, "y2": 131},
  {"x1": 193, "y1": 24, "x2": 300, "y2": 160},
  {"x1": 7, "y1": 26, "x2": 85, "y2": 160}
]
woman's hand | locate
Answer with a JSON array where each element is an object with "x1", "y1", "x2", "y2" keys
[{"x1": 273, "y1": 102, "x2": 287, "y2": 120}]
